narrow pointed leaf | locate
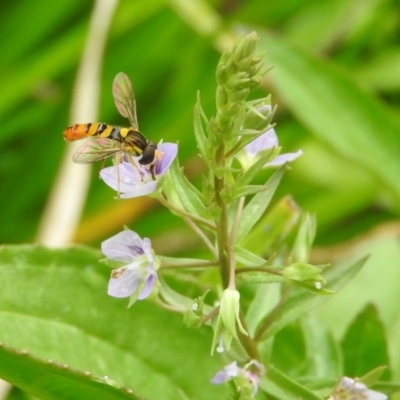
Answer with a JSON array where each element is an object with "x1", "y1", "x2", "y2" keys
[
  {"x1": 235, "y1": 147, "x2": 277, "y2": 186},
  {"x1": 193, "y1": 95, "x2": 208, "y2": 161},
  {"x1": 234, "y1": 245, "x2": 270, "y2": 267},
  {"x1": 260, "y1": 364, "x2": 323, "y2": 400},
  {"x1": 236, "y1": 165, "x2": 286, "y2": 243},
  {"x1": 167, "y1": 157, "x2": 207, "y2": 217}
]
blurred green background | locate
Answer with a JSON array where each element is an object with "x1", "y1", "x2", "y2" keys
[{"x1": 2, "y1": 0, "x2": 400, "y2": 387}]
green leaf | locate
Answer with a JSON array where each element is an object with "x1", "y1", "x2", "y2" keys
[
  {"x1": 231, "y1": 184, "x2": 269, "y2": 200},
  {"x1": 0, "y1": 245, "x2": 224, "y2": 400},
  {"x1": 233, "y1": 246, "x2": 270, "y2": 267},
  {"x1": 259, "y1": 364, "x2": 323, "y2": 400},
  {"x1": 258, "y1": 31, "x2": 400, "y2": 206},
  {"x1": 299, "y1": 315, "x2": 342, "y2": 379},
  {"x1": 0, "y1": 343, "x2": 139, "y2": 400},
  {"x1": 283, "y1": 263, "x2": 322, "y2": 281},
  {"x1": 193, "y1": 93, "x2": 209, "y2": 162},
  {"x1": 165, "y1": 157, "x2": 207, "y2": 217},
  {"x1": 237, "y1": 272, "x2": 284, "y2": 284},
  {"x1": 341, "y1": 304, "x2": 391, "y2": 380},
  {"x1": 235, "y1": 165, "x2": 286, "y2": 244},
  {"x1": 359, "y1": 366, "x2": 387, "y2": 388},
  {"x1": 256, "y1": 256, "x2": 369, "y2": 342},
  {"x1": 242, "y1": 195, "x2": 301, "y2": 256},
  {"x1": 234, "y1": 147, "x2": 277, "y2": 186},
  {"x1": 246, "y1": 283, "x2": 280, "y2": 337},
  {"x1": 288, "y1": 213, "x2": 316, "y2": 264},
  {"x1": 158, "y1": 276, "x2": 212, "y2": 314},
  {"x1": 158, "y1": 255, "x2": 214, "y2": 268}
]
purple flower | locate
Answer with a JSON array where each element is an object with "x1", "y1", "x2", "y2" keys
[
  {"x1": 211, "y1": 361, "x2": 241, "y2": 383},
  {"x1": 211, "y1": 360, "x2": 264, "y2": 395},
  {"x1": 100, "y1": 143, "x2": 178, "y2": 198},
  {"x1": 102, "y1": 229, "x2": 159, "y2": 305},
  {"x1": 329, "y1": 377, "x2": 387, "y2": 400},
  {"x1": 243, "y1": 128, "x2": 303, "y2": 167}
]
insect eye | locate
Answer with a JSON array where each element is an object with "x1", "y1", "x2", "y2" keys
[{"x1": 139, "y1": 141, "x2": 157, "y2": 165}]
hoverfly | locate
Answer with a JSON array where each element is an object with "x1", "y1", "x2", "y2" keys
[{"x1": 63, "y1": 72, "x2": 158, "y2": 177}]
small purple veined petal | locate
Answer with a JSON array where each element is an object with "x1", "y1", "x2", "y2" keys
[
  {"x1": 137, "y1": 270, "x2": 157, "y2": 300},
  {"x1": 100, "y1": 163, "x2": 158, "y2": 198},
  {"x1": 153, "y1": 143, "x2": 178, "y2": 176},
  {"x1": 266, "y1": 149, "x2": 303, "y2": 167},
  {"x1": 142, "y1": 238, "x2": 152, "y2": 253},
  {"x1": 107, "y1": 263, "x2": 144, "y2": 298},
  {"x1": 211, "y1": 362, "x2": 240, "y2": 384},
  {"x1": 242, "y1": 127, "x2": 302, "y2": 168},
  {"x1": 100, "y1": 161, "x2": 141, "y2": 190},
  {"x1": 101, "y1": 230, "x2": 144, "y2": 262},
  {"x1": 244, "y1": 128, "x2": 278, "y2": 156},
  {"x1": 118, "y1": 180, "x2": 159, "y2": 199}
]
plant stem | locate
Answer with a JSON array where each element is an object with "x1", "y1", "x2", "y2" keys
[
  {"x1": 160, "y1": 260, "x2": 219, "y2": 269},
  {"x1": 238, "y1": 311, "x2": 260, "y2": 360},
  {"x1": 253, "y1": 287, "x2": 291, "y2": 342},
  {"x1": 202, "y1": 306, "x2": 220, "y2": 325},
  {"x1": 184, "y1": 217, "x2": 218, "y2": 258},
  {"x1": 235, "y1": 266, "x2": 283, "y2": 276},
  {"x1": 214, "y1": 143, "x2": 231, "y2": 288},
  {"x1": 158, "y1": 193, "x2": 216, "y2": 230}
]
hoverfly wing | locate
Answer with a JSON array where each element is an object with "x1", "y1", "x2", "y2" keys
[
  {"x1": 72, "y1": 137, "x2": 124, "y2": 164},
  {"x1": 113, "y1": 72, "x2": 139, "y2": 130}
]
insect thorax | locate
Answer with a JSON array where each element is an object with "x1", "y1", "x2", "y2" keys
[{"x1": 123, "y1": 129, "x2": 148, "y2": 150}]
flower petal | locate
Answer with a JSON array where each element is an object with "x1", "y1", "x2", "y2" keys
[
  {"x1": 137, "y1": 271, "x2": 157, "y2": 300},
  {"x1": 245, "y1": 128, "x2": 278, "y2": 156},
  {"x1": 102, "y1": 230, "x2": 144, "y2": 262},
  {"x1": 154, "y1": 143, "x2": 178, "y2": 176},
  {"x1": 107, "y1": 264, "x2": 143, "y2": 298},
  {"x1": 266, "y1": 149, "x2": 303, "y2": 167},
  {"x1": 211, "y1": 362, "x2": 240, "y2": 384},
  {"x1": 100, "y1": 162, "x2": 143, "y2": 192},
  {"x1": 118, "y1": 180, "x2": 158, "y2": 199}
]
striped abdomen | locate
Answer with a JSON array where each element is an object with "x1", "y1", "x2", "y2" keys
[{"x1": 63, "y1": 123, "x2": 129, "y2": 142}]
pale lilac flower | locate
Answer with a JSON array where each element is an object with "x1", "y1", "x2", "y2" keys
[
  {"x1": 243, "y1": 128, "x2": 303, "y2": 167},
  {"x1": 211, "y1": 360, "x2": 264, "y2": 395},
  {"x1": 102, "y1": 229, "x2": 158, "y2": 304},
  {"x1": 211, "y1": 361, "x2": 241, "y2": 383},
  {"x1": 100, "y1": 143, "x2": 178, "y2": 198},
  {"x1": 329, "y1": 377, "x2": 387, "y2": 400}
]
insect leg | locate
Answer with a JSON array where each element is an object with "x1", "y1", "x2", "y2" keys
[
  {"x1": 114, "y1": 153, "x2": 122, "y2": 197},
  {"x1": 127, "y1": 155, "x2": 145, "y2": 182}
]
